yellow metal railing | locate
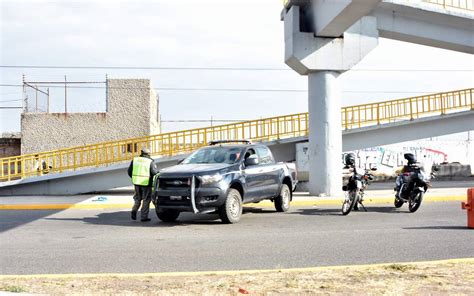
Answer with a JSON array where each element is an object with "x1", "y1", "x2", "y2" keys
[
  {"x1": 1, "y1": 88, "x2": 472, "y2": 182},
  {"x1": 424, "y1": 0, "x2": 474, "y2": 10},
  {"x1": 342, "y1": 88, "x2": 473, "y2": 129}
]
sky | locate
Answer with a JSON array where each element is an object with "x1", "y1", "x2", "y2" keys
[{"x1": 1, "y1": 0, "x2": 473, "y2": 134}]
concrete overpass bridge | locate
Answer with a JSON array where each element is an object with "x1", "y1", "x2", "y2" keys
[
  {"x1": 281, "y1": 0, "x2": 473, "y2": 196},
  {"x1": 0, "y1": 88, "x2": 472, "y2": 195}
]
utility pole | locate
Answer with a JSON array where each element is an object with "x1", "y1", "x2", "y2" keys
[
  {"x1": 35, "y1": 85, "x2": 38, "y2": 112},
  {"x1": 105, "y1": 74, "x2": 108, "y2": 112},
  {"x1": 22, "y1": 74, "x2": 26, "y2": 113},
  {"x1": 47, "y1": 88, "x2": 50, "y2": 113},
  {"x1": 64, "y1": 75, "x2": 67, "y2": 113}
]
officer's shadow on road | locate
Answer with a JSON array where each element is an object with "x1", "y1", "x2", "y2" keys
[{"x1": 46, "y1": 212, "x2": 168, "y2": 228}]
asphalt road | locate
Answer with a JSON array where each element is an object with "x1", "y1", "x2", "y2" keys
[{"x1": 1, "y1": 201, "x2": 473, "y2": 275}]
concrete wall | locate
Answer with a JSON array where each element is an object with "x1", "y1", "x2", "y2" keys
[
  {"x1": 21, "y1": 79, "x2": 160, "y2": 154},
  {"x1": 296, "y1": 131, "x2": 474, "y2": 181}
]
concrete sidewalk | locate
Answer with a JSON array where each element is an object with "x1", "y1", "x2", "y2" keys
[{"x1": 0, "y1": 183, "x2": 470, "y2": 210}]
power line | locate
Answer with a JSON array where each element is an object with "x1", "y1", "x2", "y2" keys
[
  {"x1": 1, "y1": 84, "x2": 307, "y2": 92},
  {"x1": 0, "y1": 99, "x2": 22, "y2": 102},
  {"x1": 0, "y1": 65, "x2": 472, "y2": 72},
  {"x1": 0, "y1": 84, "x2": 456, "y2": 93},
  {"x1": 0, "y1": 65, "x2": 290, "y2": 71}
]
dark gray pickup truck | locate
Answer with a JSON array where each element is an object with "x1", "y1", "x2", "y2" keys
[{"x1": 154, "y1": 140, "x2": 297, "y2": 223}]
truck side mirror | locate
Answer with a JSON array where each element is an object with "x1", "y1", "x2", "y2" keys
[{"x1": 245, "y1": 154, "x2": 259, "y2": 166}]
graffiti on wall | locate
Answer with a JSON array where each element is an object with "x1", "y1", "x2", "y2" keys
[
  {"x1": 296, "y1": 142, "x2": 453, "y2": 177},
  {"x1": 347, "y1": 146, "x2": 447, "y2": 173}
]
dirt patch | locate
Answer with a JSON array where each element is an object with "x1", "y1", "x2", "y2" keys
[{"x1": 1, "y1": 260, "x2": 473, "y2": 295}]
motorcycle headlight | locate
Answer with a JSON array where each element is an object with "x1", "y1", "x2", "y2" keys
[
  {"x1": 356, "y1": 180, "x2": 362, "y2": 189},
  {"x1": 198, "y1": 174, "x2": 223, "y2": 185}
]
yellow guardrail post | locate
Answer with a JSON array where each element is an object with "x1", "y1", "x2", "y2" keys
[
  {"x1": 470, "y1": 88, "x2": 473, "y2": 110},
  {"x1": 21, "y1": 157, "x2": 25, "y2": 179},
  {"x1": 168, "y1": 135, "x2": 172, "y2": 157},
  {"x1": 73, "y1": 148, "x2": 77, "y2": 171},
  {"x1": 276, "y1": 117, "x2": 280, "y2": 139},
  {"x1": 343, "y1": 108, "x2": 348, "y2": 130},
  {"x1": 376, "y1": 103, "x2": 381, "y2": 125},
  {"x1": 95, "y1": 146, "x2": 99, "y2": 167},
  {"x1": 59, "y1": 152, "x2": 63, "y2": 173},
  {"x1": 53, "y1": 153, "x2": 57, "y2": 174},
  {"x1": 440, "y1": 93, "x2": 445, "y2": 115}
]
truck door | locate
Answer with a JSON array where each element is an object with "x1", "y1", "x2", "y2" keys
[
  {"x1": 242, "y1": 148, "x2": 263, "y2": 201},
  {"x1": 255, "y1": 146, "x2": 280, "y2": 198}
]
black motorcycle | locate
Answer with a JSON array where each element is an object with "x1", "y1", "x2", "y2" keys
[
  {"x1": 394, "y1": 165, "x2": 437, "y2": 213},
  {"x1": 342, "y1": 165, "x2": 376, "y2": 215}
]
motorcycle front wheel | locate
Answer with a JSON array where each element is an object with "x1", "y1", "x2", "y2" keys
[
  {"x1": 409, "y1": 191, "x2": 424, "y2": 213},
  {"x1": 394, "y1": 197, "x2": 404, "y2": 208},
  {"x1": 342, "y1": 190, "x2": 359, "y2": 215}
]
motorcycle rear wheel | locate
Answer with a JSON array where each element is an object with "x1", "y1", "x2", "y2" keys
[
  {"x1": 342, "y1": 190, "x2": 359, "y2": 215},
  {"x1": 409, "y1": 191, "x2": 424, "y2": 213}
]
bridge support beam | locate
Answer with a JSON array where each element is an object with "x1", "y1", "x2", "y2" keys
[
  {"x1": 283, "y1": 5, "x2": 378, "y2": 196},
  {"x1": 308, "y1": 71, "x2": 342, "y2": 196}
]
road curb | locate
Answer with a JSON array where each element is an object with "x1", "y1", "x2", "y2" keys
[
  {"x1": 0, "y1": 195, "x2": 466, "y2": 210},
  {"x1": 0, "y1": 257, "x2": 472, "y2": 279}
]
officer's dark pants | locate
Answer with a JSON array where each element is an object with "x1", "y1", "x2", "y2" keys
[{"x1": 132, "y1": 185, "x2": 152, "y2": 220}]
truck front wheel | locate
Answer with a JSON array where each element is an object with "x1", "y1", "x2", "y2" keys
[
  {"x1": 219, "y1": 189, "x2": 242, "y2": 224},
  {"x1": 156, "y1": 208, "x2": 180, "y2": 222},
  {"x1": 275, "y1": 184, "x2": 291, "y2": 212}
]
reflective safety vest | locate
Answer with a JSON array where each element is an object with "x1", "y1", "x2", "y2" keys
[{"x1": 132, "y1": 157, "x2": 152, "y2": 186}]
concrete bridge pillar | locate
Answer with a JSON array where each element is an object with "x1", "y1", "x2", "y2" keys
[
  {"x1": 283, "y1": 4, "x2": 379, "y2": 196},
  {"x1": 308, "y1": 71, "x2": 342, "y2": 196}
]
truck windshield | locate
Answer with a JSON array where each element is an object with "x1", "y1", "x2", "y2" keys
[{"x1": 182, "y1": 147, "x2": 243, "y2": 164}]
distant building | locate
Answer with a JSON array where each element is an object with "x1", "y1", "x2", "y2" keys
[
  {"x1": 0, "y1": 133, "x2": 21, "y2": 158},
  {"x1": 21, "y1": 79, "x2": 160, "y2": 154}
]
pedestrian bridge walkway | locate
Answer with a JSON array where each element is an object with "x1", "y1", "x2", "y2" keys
[
  {"x1": 423, "y1": 0, "x2": 473, "y2": 11},
  {"x1": 1, "y1": 88, "x2": 472, "y2": 188}
]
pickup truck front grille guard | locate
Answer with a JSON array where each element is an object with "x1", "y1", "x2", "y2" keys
[{"x1": 190, "y1": 175, "x2": 198, "y2": 214}]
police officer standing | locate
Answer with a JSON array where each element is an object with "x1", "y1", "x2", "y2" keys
[{"x1": 127, "y1": 148, "x2": 159, "y2": 222}]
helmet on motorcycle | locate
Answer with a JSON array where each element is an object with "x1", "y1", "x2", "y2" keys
[
  {"x1": 344, "y1": 153, "x2": 356, "y2": 166},
  {"x1": 404, "y1": 153, "x2": 417, "y2": 164}
]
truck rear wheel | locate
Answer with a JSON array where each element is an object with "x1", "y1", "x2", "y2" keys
[
  {"x1": 219, "y1": 189, "x2": 242, "y2": 224},
  {"x1": 156, "y1": 208, "x2": 180, "y2": 222},
  {"x1": 275, "y1": 184, "x2": 291, "y2": 212}
]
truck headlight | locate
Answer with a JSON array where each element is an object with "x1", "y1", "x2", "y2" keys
[{"x1": 198, "y1": 174, "x2": 223, "y2": 185}]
